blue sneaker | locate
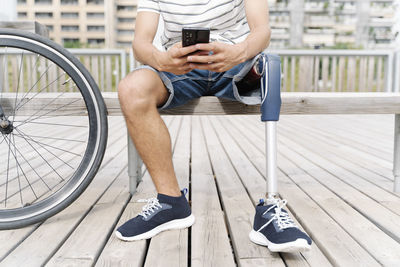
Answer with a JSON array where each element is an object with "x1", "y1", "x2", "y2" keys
[
  {"x1": 249, "y1": 199, "x2": 312, "y2": 252},
  {"x1": 115, "y1": 189, "x2": 195, "y2": 241}
]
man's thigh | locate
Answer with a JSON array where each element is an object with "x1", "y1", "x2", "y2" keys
[{"x1": 133, "y1": 66, "x2": 211, "y2": 110}]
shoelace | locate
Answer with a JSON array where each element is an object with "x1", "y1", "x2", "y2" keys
[
  {"x1": 136, "y1": 198, "x2": 162, "y2": 219},
  {"x1": 258, "y1": 199, "x2": 297, "y2": 232}
]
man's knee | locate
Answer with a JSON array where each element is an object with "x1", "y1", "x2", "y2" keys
[{"x1": 118, "y1": 70, "x2": 166, "y2": 114}]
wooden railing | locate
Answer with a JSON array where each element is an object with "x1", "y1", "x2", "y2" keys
[
  {"x1": 128, "y1": 48, "x2": 399, "y2": 93},
  {"x1": 69, "y1": 49, "x2": 127, "y2": 92},
  {"x1": 0, "y1": 47, "x2": 399, "y2": 93},
  {"x1": 272, "y1": 50, "x2": 395, "y2": 93}
]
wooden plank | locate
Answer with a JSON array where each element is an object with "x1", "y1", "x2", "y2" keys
[
  {"x1": 144, "y1": 116, "x2": 190, "y2": 267},
  {"x1": 0, "y1": 118, "x2": 127, "y2": 266},
  {"x1": 0, "y1": 55, "x2": 4, "y2": 92},
  {"x1": 283, "y1": 56, "x2": 288, "y2": 92},
  {"x1": 3, "y1": 53, "x2": 9, "y2": 92},
  {"x1": 100, "y1": 56, "x2": 105, "y2": 92},
  {"x1": 347, "y1": 57, "x2": 356, "y2": 92},
  {"x1": 239, "y1": 258, "x2": 285, "y2": 267},
  {"x1": 214, "y1": 116, "x2": 331, "y2": 267},
  {"x1": 0, "y1": 225, "x2": 38, "y2": 261},
  {"x1": 321, "y1": 56, "x2": 329, "y2": 91},
  {"x1": 377, "y1": 57, "x2": 383, "y2": 92},
  {"x1": 94, "y1": 202, "x2": 147, "y2": 267},
  {"x1": 31, "y1": 54, "x2": 40, "y2": 93},
  {"x1": 83, "y1": 56, "x2": 91, "y2": 74},
  {"x1": 115, "y1": 56, "x2": 120, "y2": 92},
  {"x1": 190, "y1": 116, "x2": 236, "y2": 267},
  {"x1": 25, "y1": 54, "x2": 33, "y2": 92},
  {"x1": 48, "y1": 59, "x2": 57, "y2": 92},
  {"x1": 39, "y1": 56, "x2": 48, "y2": 93},
  {"x1": 226, "y1": 116, "x2": 381, "y2": 266},
  {"x1": 367, "y1": 57, "x2": 375, "y2": 92},
  {"x1": 11, "y1": 55, "x2": 18, "y2": 92},
  {"x1": 5, "y1": 92, "x2": 400, "y2": 116},
  {"x1": 91, "y1": 56, "x2": 99, "y2": 90},
  {"x1": 200, "y1": 116, "x2": 280, "y2": 262},
  {"x1": 45, "y1": 167, "x2": 130, "y2": 266},
  {"x1": 331, "y1": 56, "x2": 337, "y2": 92},
  {"x1": 105, "y1": 56, "x2": 112, "y2": 92},
  {"x1": 359, "y1": 57, "x2": 367, "y2": 92},
  {"x1": 290, "y1": 56, "x2": 296, "y2": 92},
  {"x1": 338, "y1": 56, "x2": 345, "y2": 92},
  {"x1": 313, "y1": 56, "x2": 320, "y2": 92},
  {"x1": 298, "y1": 56, "x2": 313, "y2": 92}
]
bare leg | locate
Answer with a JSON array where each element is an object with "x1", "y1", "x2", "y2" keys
[{"x1": 118, "y1": 69, "x2": 181, "y2": 197}]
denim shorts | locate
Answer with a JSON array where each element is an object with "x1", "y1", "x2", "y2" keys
[{"x1": 132, "y1": 53, "x2": 266, "y2": 110}]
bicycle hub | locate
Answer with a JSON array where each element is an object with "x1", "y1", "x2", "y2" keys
[{"x1": 0, "y1": 119, "x2": 13, "y2": 135}]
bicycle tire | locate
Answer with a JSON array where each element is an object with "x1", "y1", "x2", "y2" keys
[{"x1": 0, "y1": 29, "x2": 108, "y2": 229}]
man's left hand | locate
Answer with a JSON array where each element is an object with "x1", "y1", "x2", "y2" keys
[{"x1": 187, "y1": 42, "x2": 246, "y2": 72}]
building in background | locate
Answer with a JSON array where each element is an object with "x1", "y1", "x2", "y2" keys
[
  {"x1": 16, "y1": 0, "x2": 137, "y2": 48},
  {"x1": 16, "y1": 0, "x2": 399, "y2": 49},
  {"x1": 269, "y1": 0, "x2": 399, "y2": 49}
]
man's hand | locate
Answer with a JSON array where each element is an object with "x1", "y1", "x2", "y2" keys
[
  {"x1": 186, "y1": 42, "x2": 247, "y2": 72},
  {"x1": 156, "y1": 42, "x2": 198, "y2": 75}
]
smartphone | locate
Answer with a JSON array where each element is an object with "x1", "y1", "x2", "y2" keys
[{"x1": 182, "y1": 27, "x2": 210, "y2": 47}]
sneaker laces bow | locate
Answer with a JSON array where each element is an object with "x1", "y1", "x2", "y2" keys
[
  {"x1": 136, "y1": 198, "x2": 162, "y2": 219},
  {"x1": 258, "y1": 199, "x2": 297, "y2": 232}
]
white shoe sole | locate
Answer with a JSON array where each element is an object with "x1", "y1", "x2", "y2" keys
[
  {"x1": 115, "y1": 214, "x2": 195, "y2": 242},
  {"x1": 249, "y1": 229, "x2": 311, "y2": 253}
]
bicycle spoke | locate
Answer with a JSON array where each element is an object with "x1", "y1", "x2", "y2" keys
[
  {"x1": 3, "y1": 135, "x2": 38, "y2": 202},
  {"x1": 14, "y1": 60, "x2": 53, "y2": 111},
  {"x1": 10, "y1": 130, "x2": 82, "y2": 157},
  {"x1": 14, "y1": 128, "x2": 75, "y2": 170},
  {"x1": 14, "y1": 63, "x2": 60, "y2": 112},
  {"x1": 0, "y1": 135, "x2": 5, "y2": 145},
  {"x1": 12, "y1": 133, "x2": 24, "y2": 206},
  {"x1": 11, "y1": 129, "x2": 60, "y2": 187},
  {"x1": 4, "y1": 130, "x2": 12, "y2": 208},
  {"x1": 16, "y1": 97, "x2": 81, "y2": 127},
  {"x1": 12, "y1": 132, "x2": 85, "y2": 143},
  {"x1": 16, "y1": 89, "x2": 67, "y2": 125},
  {"x1": 15, "y1": 120, "x2": 88, "y2": 129},
  {"x1": 12, "y1": 53, "x2": 41, "y2": 110}
]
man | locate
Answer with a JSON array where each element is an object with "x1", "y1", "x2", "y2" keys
[{"x1": 115, "y1": 0, "x2": 312, "y2": 253}]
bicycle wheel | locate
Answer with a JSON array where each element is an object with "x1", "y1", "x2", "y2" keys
[{"x1": 0, "y1": 29, "x2": 108, "y2": 229}]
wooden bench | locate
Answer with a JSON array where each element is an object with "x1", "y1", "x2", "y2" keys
[{"x1": 107, "y1": 92, "x2": 400, "y2": 196}]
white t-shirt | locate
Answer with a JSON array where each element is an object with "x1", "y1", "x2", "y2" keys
[{"x1": 137, "y1": 0, "x2": 250, "y2": 50}]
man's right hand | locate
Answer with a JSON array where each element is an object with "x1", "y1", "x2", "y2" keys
[{"x1": 156, "y1": 42, "x2": 198, "y2": 75}]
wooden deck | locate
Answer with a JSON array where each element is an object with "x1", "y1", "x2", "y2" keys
[{"x1": 1, "y1": 114, "x2": 400, "y2": 266}]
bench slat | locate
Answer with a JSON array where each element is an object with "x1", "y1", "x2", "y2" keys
[{"x1": 2, "y1": 92, "x2": 400, "y2": 116}]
